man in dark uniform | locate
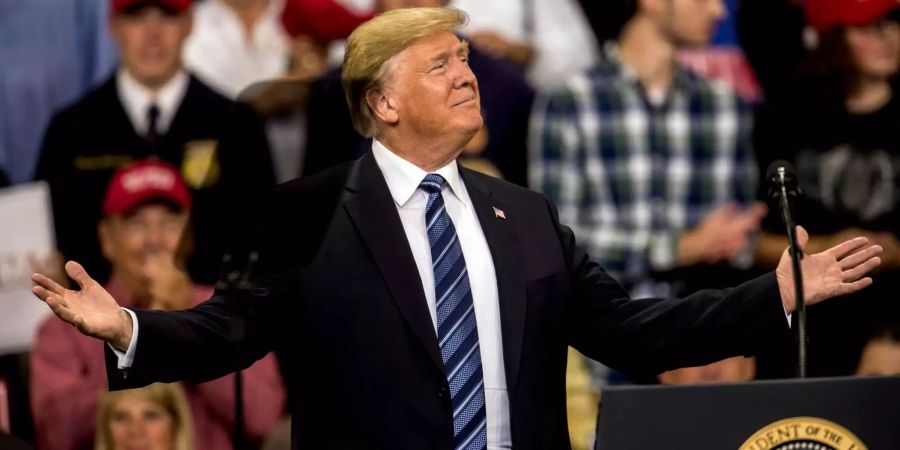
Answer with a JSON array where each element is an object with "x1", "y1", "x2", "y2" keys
[{"x1": 35, "y1": 0, "x2": 275, "y2": 284}]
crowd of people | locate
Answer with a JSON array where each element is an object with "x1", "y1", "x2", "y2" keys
[{"x1": 1, "y1": 0, "x2": 899, "y2": 448}]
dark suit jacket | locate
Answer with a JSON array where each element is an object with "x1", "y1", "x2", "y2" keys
[
  {"x1": 34, "y1": 73, "x2": 275, "y2": 284},
  {"x1": 107, "y1": 150, "x2": 790, "y2": 450}
]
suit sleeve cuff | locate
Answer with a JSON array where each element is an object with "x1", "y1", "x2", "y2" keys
[{"x1": 108, "y1": 308, "x2": 139, "y2": 369}]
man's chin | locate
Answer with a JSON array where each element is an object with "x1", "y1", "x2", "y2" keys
[
  {"x1": 673, "y1": 33, "x2": 713, "y2": 49},
  {"x1": 130, "y1": 65, "x2": 179, "y2": 85},
  {"x1": 458, "y1": 123, "x2": 484, "y2": 144},
  {"x1": 460, "y1": 118, "x2": 484, "y2": 136}
]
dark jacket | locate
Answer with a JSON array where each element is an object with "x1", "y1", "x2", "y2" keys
[{"x1": 34, "y1": 73, "x2": 275, "y2": 284}]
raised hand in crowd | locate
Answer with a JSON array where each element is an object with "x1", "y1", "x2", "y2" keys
[
  {"x1": 872, "y1": 232, "x2": 900, "y2": 271},
  {"x1": 677, "y1": 202, "x2": 768, "y2": 266},
  {"x1": 143, "y1": 252, "x2": 194, "y2": 311}
]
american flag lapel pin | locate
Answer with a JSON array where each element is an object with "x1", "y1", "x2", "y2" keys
[{"x1": 493, "y1": 206, "x2": 506, "y2": 220}]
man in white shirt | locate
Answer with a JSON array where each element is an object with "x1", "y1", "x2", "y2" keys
[
  {"x1": 32, "y1": 7, "x2": 883, "y2": 450},
  {"x1": 447, "y1": 0, "x2": 600, "y2": 89},
  {"x1": 183, "y1": 0, "x2": 290, "y2": 98}
]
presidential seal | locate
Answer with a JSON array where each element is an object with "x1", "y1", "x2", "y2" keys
[{"x1": 740, "y1": 417, "x2": 867, "y2": 450}]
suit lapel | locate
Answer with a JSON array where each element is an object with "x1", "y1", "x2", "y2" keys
[
  {"x1": 461, "y1": 169, "x2": 527, "y2": 397},
  {"x1": 343, "y1": 152, "x2": 445, "y2": 373}
]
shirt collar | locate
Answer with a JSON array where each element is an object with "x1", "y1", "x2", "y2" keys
[
  {"x1": 116, "y1": 69, "x2": 190, "y2": 136},
  {"x1": 371, "y1": 139, "x2": 466, "y2": 208}
]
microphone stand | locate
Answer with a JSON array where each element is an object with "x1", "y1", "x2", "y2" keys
[
  {"x1": 774, "y1": 167, "x2": 808, "y2": 378},
  {"x1": 216, "y1": 252, "x2": 259, "y2": 450}
]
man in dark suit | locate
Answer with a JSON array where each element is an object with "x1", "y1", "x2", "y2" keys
[
  {"x1": 31, "y1": 7, "x2": 883, "y2": 450},
  {"x1": 34, "y1": 0, "x2": 275, "y2": 285}
]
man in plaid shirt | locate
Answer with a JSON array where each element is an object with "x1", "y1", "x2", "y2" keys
[{"x1": 530, "y1": 0, "x2": 766, "y2": 299}]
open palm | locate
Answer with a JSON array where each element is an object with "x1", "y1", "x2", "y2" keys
[
  {"x1": 777, "y1": 226, "x2": 883, "y2": 313},
  {"x1": 32, "y1": 261, "x2": 131, "y2": 348}
]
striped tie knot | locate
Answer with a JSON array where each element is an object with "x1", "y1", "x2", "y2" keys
[{"x1": 420, "y1": 173, "x2": 446, "y2": 194}]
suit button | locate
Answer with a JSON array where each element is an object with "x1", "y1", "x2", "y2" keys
[{"x1": 438, "y1": 386, "x2": 449, "y2": 399}]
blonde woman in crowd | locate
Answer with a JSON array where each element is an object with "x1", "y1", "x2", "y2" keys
[{"x1": 95, "y1": 383, "x2": 193, "y2": 450}]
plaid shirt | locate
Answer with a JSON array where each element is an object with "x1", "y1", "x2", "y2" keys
[{"x1": 529, "y1": 46, "x2": 758, "y2": 297}]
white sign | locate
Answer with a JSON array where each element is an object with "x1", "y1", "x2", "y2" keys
[{"x1": 0, "y1": 182, "x2": 55, "y2": 355}]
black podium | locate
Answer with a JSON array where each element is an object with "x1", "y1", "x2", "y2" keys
[{"x1": 595, "y1": 376, "x2": 900, "y2": 449}]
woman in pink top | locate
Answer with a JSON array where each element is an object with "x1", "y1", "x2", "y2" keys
[{"x1": 30, "y1": 160, "x2": 287, "y2": 450}]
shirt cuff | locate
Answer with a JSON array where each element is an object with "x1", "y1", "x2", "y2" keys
[
  {"x1": 648, "y1": 231, "x2": 679, "y2": 272},
  {"x1": 108, "y1": 308, "x2": 139, "y2": 369}
]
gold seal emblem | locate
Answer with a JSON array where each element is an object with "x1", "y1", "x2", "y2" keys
[
  {"x1": 740, "y1": 417, "x2": 867, "y2": 450},
  {"x1": 181, "y1": 139, "x2": 220, "y2": 189}
]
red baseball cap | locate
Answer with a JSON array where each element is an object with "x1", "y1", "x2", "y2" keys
[
  {"x1": 804, "y1": 0, "x2": 899, "y2": 33},
  {"x1": 111, "y1": 0, "x2": 192, "y2": 14},
  {"x1": 281, "y1": 0, "x2": 373, "y2": 42},
  {"x1": 103, "y1": 160, "x2": 191, "y2": 216}
]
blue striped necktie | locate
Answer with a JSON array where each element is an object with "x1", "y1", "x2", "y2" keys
[{"x1": 420, "y1": 174, "x2": 487, "y2": 450}]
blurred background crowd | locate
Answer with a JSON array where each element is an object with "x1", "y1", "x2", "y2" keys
[{"x1": 1, "y1": 0, "x2": 899, "y2": 449}]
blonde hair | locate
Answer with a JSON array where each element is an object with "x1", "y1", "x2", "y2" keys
[
  {"x1": 95, "y1": 383, "x2": 194, "y2": 450},
  {"x1": 342, "y1": 7, "x2": 468, "y2": 137}
]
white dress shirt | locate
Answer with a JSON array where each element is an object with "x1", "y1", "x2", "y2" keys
[
  {"x1": 183, "y1": 0, "x2": 289, "y2": 98},
  {"x1": 371, "y1": 140, "x2": 512, "y2": 450},
  {"x1": 116, "y1": 69, "x2": 189, "y2": 136}
]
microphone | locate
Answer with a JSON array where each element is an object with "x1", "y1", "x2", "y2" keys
[
  {"x1": 766, "y1": 160, "x2": 801, "y2": 198},
  {"x1": 765, "y1": 159, "x2": 808, "y2": 378}
]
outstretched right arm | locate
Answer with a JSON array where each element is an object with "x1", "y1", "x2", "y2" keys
[{"x1": 32, "y1": 261, "x2": 291, "y2": 390}]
